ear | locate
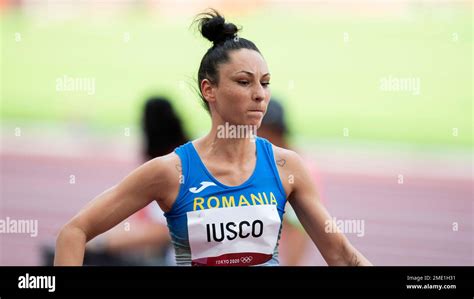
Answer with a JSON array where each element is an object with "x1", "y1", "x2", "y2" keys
[{"x1": 201, "y1": 79, "x2": 217, "y2": 104}]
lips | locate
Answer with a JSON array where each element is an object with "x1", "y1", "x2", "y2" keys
[{"x1": 248, "y1": 110, "x2": 264, "y2": 117}]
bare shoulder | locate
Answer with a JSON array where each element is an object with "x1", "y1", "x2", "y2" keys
[
  {"x1": 143, "y1": 152, "x2": 182, "y2": 212},
  {"x1": 271, "y1": 145, "x2": 319, "y2": 207},
  {"x1": 135, "y1": 152, "x2": 181, "y2": 182},
  {"x1": 147, "y1": 151, "x2": 182, "y2": 174},
  {"x1": 271, "y1": 145, "x2": 306, "y2": 197},
  {"x1": 272, "y1": 145, "x2": 302, "y2": 166}
]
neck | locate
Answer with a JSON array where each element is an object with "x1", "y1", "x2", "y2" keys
[{"x1": 198, "y1": 117, "x2": 257, "y2": 164}]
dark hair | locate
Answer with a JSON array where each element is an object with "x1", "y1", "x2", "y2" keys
[
  {"x1": 142, "y1": 96, "x2": 188, "y2": 161},
  {"x1": 261, "y1": 98, "x2": 288, "y2": 135},
  {"x1": 194, "y1": 9, "x2": 261, "y2": 113}
]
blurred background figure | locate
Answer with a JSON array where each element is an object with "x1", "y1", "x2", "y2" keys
[
  {"x1": 42, "y1": 96, "x2": 189, "y2": 265},
  {"x1": 141, "y1": 97, "x2": 189, "y2": 161},
  {"x1": 258, "y1": 99, "x2": 326, "y2": 266},
  {"x1": 85, "y1": 96, "x2": 189, "y2": 265}
]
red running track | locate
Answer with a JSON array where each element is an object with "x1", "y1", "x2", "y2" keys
[{"x1": 1, "y1": 152, "x2": 472, "y2": 266}]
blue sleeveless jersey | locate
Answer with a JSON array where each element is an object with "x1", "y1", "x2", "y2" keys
[{"x1": 164, "y1": 136, "x2": 287, "y2": 266}]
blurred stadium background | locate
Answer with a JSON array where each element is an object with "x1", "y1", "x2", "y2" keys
[{"x1": 1, "y1": 0, "x2": 472, "y2": 266}]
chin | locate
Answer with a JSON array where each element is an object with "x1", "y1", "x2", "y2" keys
[{"x1": 246, "y1": 118, "x2": 262, "y2": 127}]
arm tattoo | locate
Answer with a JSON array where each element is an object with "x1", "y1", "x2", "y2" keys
[
  {"x1": 276, "y1": 159, "x2": 286, "y2": 167},
  {"x1": 349, "y1": 252, "x2": 361, "y2": 266}
]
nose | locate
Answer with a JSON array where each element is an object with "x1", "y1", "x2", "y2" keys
[{"x1": 252, "y1": 83, "x2": 266, "y2": 102}]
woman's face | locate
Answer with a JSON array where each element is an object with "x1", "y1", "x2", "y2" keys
[{"x1": 205, "y1": 48, "x2": 271, "y2": 128}]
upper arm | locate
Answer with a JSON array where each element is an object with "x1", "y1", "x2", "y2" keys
[
  {"x1": 66, "y1": 152, "x2": 181, "y2": 242},
  {"x1": 273, "y1": 147, "x2": 349, "y2": 264}
]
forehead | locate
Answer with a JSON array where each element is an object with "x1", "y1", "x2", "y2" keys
[{"x1": 220, "y1": 48, "x2": 269, "y2": 76}]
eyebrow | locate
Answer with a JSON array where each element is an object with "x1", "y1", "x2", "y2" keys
[{"x1": 235, "y1": 70, "x2": 271, "y2": 77}]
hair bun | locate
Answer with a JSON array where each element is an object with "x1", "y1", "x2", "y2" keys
[{"x1": 196, "y1": 9, "x2": 239, "y2": 45}]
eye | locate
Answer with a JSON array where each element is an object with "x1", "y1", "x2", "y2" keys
[
  {"x1": 238, "y1": 80, "x2": 250, "y2": 86},
  {"x1": 261, "y1": 82, "x2": 270, "y2": 88}
]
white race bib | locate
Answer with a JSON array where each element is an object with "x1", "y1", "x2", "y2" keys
[{"x1": 187, "y1": 205, "x2": 281, "y2": 266}]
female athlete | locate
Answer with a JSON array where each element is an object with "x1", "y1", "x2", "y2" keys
[{"x1": 55, "y1": 10, "x2": 372, "y2": 267}]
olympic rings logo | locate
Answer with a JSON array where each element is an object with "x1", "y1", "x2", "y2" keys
[{"x1": 240, "y1": 256, "x2": 253, "y2": 263}]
